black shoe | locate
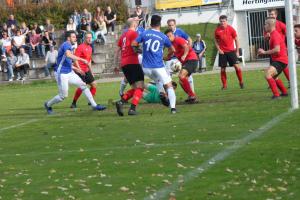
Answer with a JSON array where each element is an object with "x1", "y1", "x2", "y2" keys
[
  {"x1": 128, "y1": 109, "x2": 137, "y2": 116},
  {"x1": 171, "y1": 108, "x2": 177, "y2": 114},
  {"x1": 87, "y1": 102, "x2": 91, "y2": 106},
  {"x1": 280, "y1": 93, "x2": 288, "y2": 97},
  {"x1": 239, "y1": 83, "x2": 244, "y2": 89},
  {"x1": 271, "y1": 95, "x2": 281, "y2": 100},
  {"x1": 159, "y1": 92, "x2": 170, "y2": 107},
  {"x1": 185, "y1": 96, "x2": 199, "y2": 104},
  {"x1": 115, "y1": 101, "x2": 124, "y2": 116},
  {"x1": 288, "y1": 81, "x2": 290, "y2": 88},
  {"x1": 221, "y1": 86, "x2": 227, "y2": 90},
  {"x1": 70, "y1": 102, "x2": 77, "y2": 108}
]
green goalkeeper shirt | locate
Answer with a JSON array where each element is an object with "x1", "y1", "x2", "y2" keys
[{"x1": 143, "y1": 84, "x2": 161, "y2": 103}]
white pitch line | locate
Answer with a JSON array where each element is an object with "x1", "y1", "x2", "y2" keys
[
  {"x1": 0, "y1": 119, "x2": 39, "y2": 134},
  {"x1": 0, "y1": 139, "x2": 237, "y2": 158},
  {"x1": 144, "y1": 110, "x2": 293, "y2": 200}
]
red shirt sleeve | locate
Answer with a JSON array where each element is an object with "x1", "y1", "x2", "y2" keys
[
  {"x1": 117, "y1": 36, "x2": 122, "y2": 48},
  {"x1": 271, "y1": 32, "x2": 281, "y2": 48},
  {"x1": 74, "y1": 45, "x2": 81, "y2": 57},
  {"x1": 230, "y1": 26, "x2": 237, "y2": 39},
  {"x1": 130, "y1": 31, "x2": 138, "y2": 41},
  {"x1": 176, "y1": 37, "x2": 187, "y2": 47}
]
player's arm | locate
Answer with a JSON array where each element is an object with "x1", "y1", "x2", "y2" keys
[
  {"x1": 214, "y1": 38, "x2": 224, "y2": 54},
  {"x1": 181, "y1": 43, "x2": 189, "y2": 61},
  {"x1": 164, "y1": 46, "x2": 175, "y2": 61},
  {"x1": 114, "y1": 46, "x2": 121, "y2": 68},
  {"x1": 65, "y1": 50, "x2": 88, "y2": 65},
  {"x1": 187, "y1": 37, "x2": 193, "y2": 47},
  {"x1": 72, "y1": 60, "x2": 85, "y2": 75},
  {"x1": 234, "y1": 36, "x2": 240, "y2": 57},
  {"x1": 258, "y1": 45, "x2": 280, "y2": 55}
]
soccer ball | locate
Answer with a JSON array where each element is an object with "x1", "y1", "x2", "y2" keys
[{"x1": 170, "y1": 60, "x2": 182, "y2": 73}]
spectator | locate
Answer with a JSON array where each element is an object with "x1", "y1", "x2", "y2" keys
[
  {"x1": 15, "y1": 47, "x2": 30, "y2": 81},
  {"x1": 66, "y1": 18, "x2": 77, "y2": 32},
  {"x1": 44, "y1": 45, "x2": 57, "y2": 77},
  {"x1": 45, "y1": 19, "x2": 55, "y2": 39},
  {"x1": 104, "y1": 6, "x2": 117, "y2": 35},
  {"x1": 79, "y1": 17, "x2": 89, "y2": 43},
  {"x1": 12, "y1": 29, "x2": 26, "y2": 56},
  {"x1": 41, "y1": 31, "x2": 56, "y2": 56},
  {"x1": 94, "y1": 17, "x2": 107, "y2": 44},
  {"x1": 6, "y1": 50, "x2": 17, "y2": 81},
  {"x1": 70, "y1": 9, "x2": 81, "y2": 31},
  {"x1": 130, "y1": 6, "x2": 145, "y2": 27},
  {"x1": 1, "y1": 32, "x2": 12, "y2": 57},
  {"x1": 20, "y1": 22, "x2": 29, "y2": 36},
  {"x1": 8, "y1": 24, "x2": 17, "y2": 37},
  {"x1": 192, "y1": 33, "x2": 206, "y2": 72},
  {"x1": 29, "y1": 29, "x2": 43, "y2": 57},
  {"x1": 94, "y1": 6, "x2": 104, "y2": 21},
  {"x1": 32, "y1": 23, "x2": 42, "y2": 35},
  {"x1": 1, "y1": 23, "x2": 9, "y2": 36},
  {"x1": 6, "y1": 14, "x2": 17, "y2": 28},
  {"x1": 82, "y1": 8, "x2": 92, "y2": 25}
]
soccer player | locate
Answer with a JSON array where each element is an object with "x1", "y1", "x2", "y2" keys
[
  {"x1": 295, "y1": 24, "x2": 300, "y2": 61},
  {"x1": 165, "y1": 29, "x2": 199, "y2": 103},
  {"x1": 143, "y1": 81, "x2": 177, "y2": 105},
  {"x1": 44, "y1": 31, "x2": 106, "y2": 114},
  {"x1": 132, "y1": 15, "x2": 177, "y2": 114},
  {"x1": 70, "y1": 32, "x2": 98, "y2": 108},
  {"x1": 265, "y1": 9, "x2": 290, "y2": 83},
  {"x1": 167, "y1": 19, "x2": 192, "y2": 45},
  {"x1": 115, "y1": 19, "x2": 145, "y2": 116},
  {"x1": 214, "y1": 15, "x2": 244, "y2": 90},
  {"x1": 258, "y1": 18, "x2": 288, "y2": 99}
]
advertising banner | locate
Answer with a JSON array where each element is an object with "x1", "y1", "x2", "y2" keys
[{"x1": 234, "y1": 0, "x2": 284, "y2": 11}]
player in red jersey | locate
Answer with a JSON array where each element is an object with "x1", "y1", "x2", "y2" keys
[
  {"x1": 264, "y1": 9, "x2": 290, "y2": 84},
  {"x1": 295, "y1": 24, "x2": 300, "y2": 61},
  {"x1": 258, "y1": 18, "x2": 288, "y2": 99},
  {"x1": 115, "y1": 18, "x2": 144, "y2": 116},
  {"x1": 70, "y1": 32, "x2": 98, "y2": 108},
  {"x1": 214, "y1": 15, "x2": 244, "y2": 90},
  {"x1": 165, "y1": 29, "x2": 198, "y2": 103}
]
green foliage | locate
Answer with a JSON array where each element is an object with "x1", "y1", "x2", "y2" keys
[{"x1": 0, "y1": 0, "x2": 128, "y2": 29}]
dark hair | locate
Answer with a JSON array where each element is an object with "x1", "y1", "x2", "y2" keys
[
  {"x1": 295, "y1": 24, "x2": 300, "y2": 29},
  {"x1": 164, "y1": 28, "x2": 173, "y2": 35},
  {"x1": 167, "y1": 19, "x2": 176, "y2": 24},
  {"x1": 172, "y1": 81, "x2": 177, "y2": 88},
  {"x1": 151, "y1": 15, "x2": 161, "y2": 27},
  {"x1": 65, "y1": 30, "x2": 76, "y2": 38},
  {"x1": 219, "y1": 15, "x2": 227, "y2": 21}
]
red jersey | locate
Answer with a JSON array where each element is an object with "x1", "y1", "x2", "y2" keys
[
  {"x1": 172, "y1": 37, "x2": 198, "y2": 64},
  {"x1": 295, "y1": 39, "x2": 300, "y2": 48},
  {"x1": 269, "y1": 30, "x2": 288, "y2": 64},
  {"x1": 117, "y1": 29, "x2": 139, "y2": 67},
  {"x1": 75, "y1": 43, "x2": 92, "y2": 73},
  {"x1": 215, "y1": 25, "x2": 237, "y2": 53}
]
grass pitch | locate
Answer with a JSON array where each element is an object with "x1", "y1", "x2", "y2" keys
[{"x1": 0, "y1": 69, "x2": 299, "y2": 200}]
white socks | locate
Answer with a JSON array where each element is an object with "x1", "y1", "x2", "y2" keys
[
  {"x1": 166, "y1": 87, "x2": 176, "y2": 109},
  {"x1": 188, "y1": 75, "x2": 194, "y2": 93},
  {"x1": 82, "y1": 88, "x2": 97, "y2": 107},
  {"x1": 47, "y1": 95, "x2": 64, "y2": 107},
  {"x1": 119, "y1": 79, "x2": 127, "y2": 96}
]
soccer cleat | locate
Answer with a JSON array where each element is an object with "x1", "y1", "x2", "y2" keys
[
  {"x1": 171, "y1": 108, "x2": 177, "y2": 114},
  {"x1": 280, "y1": 93, "x2": 288, "y2": 97},
  {"x1": 93, "y1": 104, "x2": 106, "y2": 111},
  {"x1": 115, "y1": 101, "x2": 124, "y2": 116},
  {"x1": 239, "y1": 83, "x2": 244, "y2": 89},
  {"x1": 288, "y1": 81, "x2": 290, "y2": 88},
  {"x1": 271, "y1": 95, "x2": 281, "y2": 100},
  {"x1": 70, "y1": 102, "x2": 77, "y2": 109},
  {"x1": 44, "y1": 102, "x2": 53, "y2": 115},
  {"x1": 185, "y1": 96, "x2": 199, "y2": 104},
  {"x1": 128, "y1": 109, "x2": 137, "y2": 116},
  {"x1": 159, "y1": 92, "x2": 170, "y2": 107},
  {"x1": 221, "y1": 86, "x2": 227, "y2": 90}
]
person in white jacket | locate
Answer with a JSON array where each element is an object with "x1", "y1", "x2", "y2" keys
[{"x1": 15, "y1": 47, "x2": 30, "y2": 80}]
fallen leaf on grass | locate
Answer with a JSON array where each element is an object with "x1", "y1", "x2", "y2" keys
[{"x1": 120, "y1": 186, "x2": 129, "y2": 192}]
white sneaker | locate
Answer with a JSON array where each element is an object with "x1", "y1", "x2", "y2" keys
[
  {"x1": 111, "y1": 32, "x2": 114, "y2": 35},
  {"x1": 8, "y1": 78, "x2": 13, "y2": 82}
]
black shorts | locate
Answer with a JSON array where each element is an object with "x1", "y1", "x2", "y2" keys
[
  {"x1": 219, "y1": 51, "x2": 239, "y2": 67},
  {"x1": 270, "y1": 61, "x2": 287, "y2": 75},
  {"x1": 182, "y1": 59, "x2": 198, "y2": 76},
  {"x1": 76, "y1": 70, "x2": 95, "y2": 84},
  {"x1": 122, "y1": 64, "x2": 144, "y2": 85}
]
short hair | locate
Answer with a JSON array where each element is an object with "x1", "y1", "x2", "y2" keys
[
  {"x1": 65, "y1": 30, "x2": 76, "y2": 38},
  {"x1": 172, "y1": 81, "x2": 177, "y2": 88},
  {"x1": 295, "y1": 24, "x2": 300, "y2": 29},
  {"x1": 85, "y1": 31, "x2": 93, "y2": 37},
  {"x1": 164, "y1": 28, "x2": 173, "y2": 35},
  {"x1": 151, "y1": 15, "x2": 161, "y2": 27},
  {"x1": 219, "y1": 15, "x2": 227, "y2": 21},
  {"x1": 167, "y1": 19, "x2": 176, "y2": 25},
  {"x1": 268, "y1": 9, "x2": 278, "y2": 14}
]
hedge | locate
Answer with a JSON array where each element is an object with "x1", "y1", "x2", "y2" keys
[{"x1": 0, "y1": 0, "x2": 128, "y2": 29}]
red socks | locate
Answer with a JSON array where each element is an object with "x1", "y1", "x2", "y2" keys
[
  {"x1": 180, "y1": 76, "x2": 195, "y2": 97},
  {"x1": 132, "y1": 88, "x2": 144, "y2": 106},
  {"x1": 122, "y1": 89, "x2": 135, "y2": 101},
  {"x1": 73, "y1": 88, "x2": 83, "y2": 102},
  {"x1": 283, "y1": 67, "x2": 290, "y2": 81},
  {"x1": 235, "y1": 68, "x2": 243, "y2": 84},
  {"x1": 275, "y1": 78, "x2": 288, "y2": 95},
  {"x1": 90, "y1": 87, "x2": 97, "y2": 96},
  {"x1": 266, "y1": 77, "x2": 280, "y2": 97},
  {"x1": 221, "y1": 70, "x2": 227, "y2": 88}
]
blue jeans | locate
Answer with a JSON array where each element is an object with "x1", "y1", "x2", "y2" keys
[
  {"x1": 29, "y1": 44, "x2": 43, "y2": 57},
  {"x1": 6, "y1": 64, "x2": 14, "y2": 79},
  {"x1": 1, "y1": 45, "x2": 6, "y2": 56},
  {"x1": 44, "y1": 63, "x2": 55, "y2": 77}
]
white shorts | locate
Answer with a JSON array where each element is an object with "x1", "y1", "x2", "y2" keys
[
  {"x1": 55, "y1": 71, "x2": 87, "y2": 98},
  {"x1": 164, "y1": 58, "x2": 179, "y2": 75},
  {"x1": 142, "y1": 67, "x2": 172, "y2": 86}
]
